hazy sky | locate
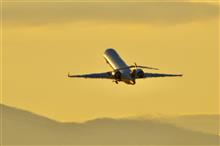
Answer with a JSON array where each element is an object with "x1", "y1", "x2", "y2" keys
[{"x1": 1, "y1": 1, "x2": 219, "y2": 122}]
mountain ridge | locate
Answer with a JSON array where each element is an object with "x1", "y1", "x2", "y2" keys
[{"x1": 1, "y1": 104, "x2": 219, "y2": 145}]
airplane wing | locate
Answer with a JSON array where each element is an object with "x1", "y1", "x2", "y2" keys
[
  {"x1": 138, "y1": 72, "x2": 183, "y2": 79},
  {"x1": 68, "y1": 72, "x2": 113, "y2": 79}
]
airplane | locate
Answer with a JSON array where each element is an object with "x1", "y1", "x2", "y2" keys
[{"x1": 68, "y1": 48, "x2": 182, "y2": 85}]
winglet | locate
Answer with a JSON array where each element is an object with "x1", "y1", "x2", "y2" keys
[
  {"x1": 68, "y1": 72, "x2": 71, "y2": 77},
  {"x1": 179, "y1": 74, "x2": 183, "y2": 77}
]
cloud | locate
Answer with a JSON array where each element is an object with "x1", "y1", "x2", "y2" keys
[{"x1": 4, "y1": 1, "x2": 219, "y2": 26}]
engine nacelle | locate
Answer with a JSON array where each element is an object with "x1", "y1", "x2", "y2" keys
[
  {"x1": 136, "y1": 69, "x2": 144, "y2": 78},
  {"x1": 112, "y1": 71, "x2": 121, "y2": 80}
]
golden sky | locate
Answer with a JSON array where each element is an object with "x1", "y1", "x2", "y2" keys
[{"x1": 1, "y1": 1, "x2": 219, "y2": 122}]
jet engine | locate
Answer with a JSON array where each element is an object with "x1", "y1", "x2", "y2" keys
[
  {"x1": 112, "y1": 71, "x2": 121, "y2": 80},
  {"x1": 136, "y1": 69, "x2": 145, "y2": 78}
]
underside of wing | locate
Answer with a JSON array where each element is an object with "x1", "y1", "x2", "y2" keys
[
  {"x1": 138, "y1": 72, "x2": 183, "y2": 79},
  {"x1": 68, "y1": 72, "x2": 113, "y2": 79}
]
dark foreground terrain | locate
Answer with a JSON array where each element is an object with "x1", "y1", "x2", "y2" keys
[{"x1": 1, "y1": 104, "x2": 219, "y2": 145}]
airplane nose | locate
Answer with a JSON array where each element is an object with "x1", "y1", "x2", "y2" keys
[
  {"x1": 131, "y1": 80, "x2": 136, "y2": 85},
  {"x1": 127, "y1": 74, "x2": 136, "y2": 84}
]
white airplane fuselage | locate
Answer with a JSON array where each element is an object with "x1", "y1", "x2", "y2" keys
[{"x1": 104, "y1": 48, "x2": 135, "y2": 84}]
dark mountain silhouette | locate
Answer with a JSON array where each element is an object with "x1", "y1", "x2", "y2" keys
[{"x1": 1, "y1": 104, "x2": 219, "y2": 145}]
